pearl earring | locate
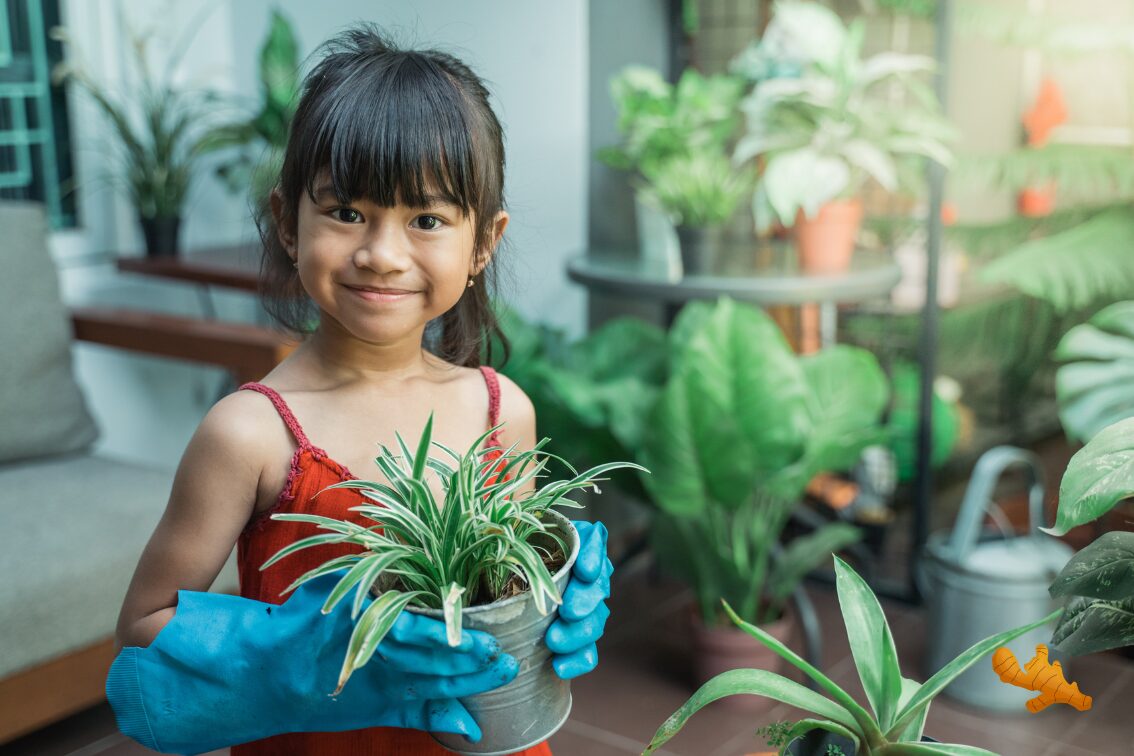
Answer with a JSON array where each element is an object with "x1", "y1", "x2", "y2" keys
[
  {"x1": 466, "y1": 277, "x2": 475, "y2": 288},
  {"x1": 292, "y1": 260, "x2": 299, "y2": 269}
]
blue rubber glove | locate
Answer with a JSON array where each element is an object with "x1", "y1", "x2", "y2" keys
[
  {"x1": 106, "y1": 572, "x2": 518, "y2": 755},
  {"x1": 545, "y1": 520, "x2": 613, "y2": 679}
]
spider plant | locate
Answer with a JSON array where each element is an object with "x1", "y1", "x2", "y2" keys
[
  {"x1": 260, "y1": 412, "x2": 646, "y2": 694},
  {"x1": 644, "y1": 556, "x2": 1059, "y2": 755}
]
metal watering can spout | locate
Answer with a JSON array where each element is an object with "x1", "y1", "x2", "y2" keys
[{"x1": 941, "y1": 446, "x2": 1047, "y2": 565}]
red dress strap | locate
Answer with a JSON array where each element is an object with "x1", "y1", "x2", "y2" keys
[
  {"x1": 478, "y1": 366, "x2": 504, "y2": 448},
  {"x1": 238, "y1": 382, "x2": 313, "y2": 452}
]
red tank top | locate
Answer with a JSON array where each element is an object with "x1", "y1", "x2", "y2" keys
[{"x1": 233, "y1": 366, "x2": 552, "y2": 756}]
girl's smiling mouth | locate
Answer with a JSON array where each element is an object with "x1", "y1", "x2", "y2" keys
[{"x1": 343, "y1": 284, "x2": 419, "y2": 302}]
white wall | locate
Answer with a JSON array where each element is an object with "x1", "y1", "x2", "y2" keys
[{"x1": 55, "y1": 0, "x2": 589, "y2": 467}]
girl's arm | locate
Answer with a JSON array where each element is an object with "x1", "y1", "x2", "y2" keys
[
  {"x1": 106, "y1": 393, "x2": 519, "y2": 752},
  {"x1": 114, "y1": 391, "x2": 273, "y2": 649}
]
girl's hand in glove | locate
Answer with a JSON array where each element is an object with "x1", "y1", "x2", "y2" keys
[
  {"x1": 107, "y1": 571, "x2": 517, "y2": 755},
  {"x1": 544, "y1": 520, "x2": 613, "y2": 680}
]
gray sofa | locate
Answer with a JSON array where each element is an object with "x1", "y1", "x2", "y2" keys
[{"x1": 0, "y1": 202, "x2": 291, "y2": 743}]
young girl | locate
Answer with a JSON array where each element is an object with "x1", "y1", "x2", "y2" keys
[{"x1": 106, "y1": 24, "x2": 613, "y2": 756}]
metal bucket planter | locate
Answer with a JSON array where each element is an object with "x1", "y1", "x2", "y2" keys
[
  {"x1": 920, "y1": 446, "x2": 1072, "y2": 712},
  {"x1": 412, "y1": 511, "x2": 580, "y2": 755}
]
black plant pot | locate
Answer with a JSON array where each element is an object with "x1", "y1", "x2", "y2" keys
[
  {"x1": 785, "y1": 730, "x2": 939, "y2": 755},
  {"x1": 674, "y1": 225, "x2": 722, "y2": 276},
  {"x1": 139, "y1": 215, "x2": 182, "y2": 258}
]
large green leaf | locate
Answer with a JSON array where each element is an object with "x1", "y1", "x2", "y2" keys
[
  {"x1": 893, "y1": 677, "x2": 928, "y2": 743},
  {"x1": 1044, "y1": 416, "x2": 1134, "y2": 536},
  {"x1": 802, "y1": 346, "x2": 891, "y2": 439},
  {"x1": 1049, "y1": 531, "x2": 1134, "y2": 600},
  {"x1": 642, "y1": 669, "x2": 859, "y2": 755},
  {"x1": 1055, "y1": 301, "x2": 1134, "y2": 443},
  {"x1": 1051, "y1": 596, "x2": 1134, "y2": 655},
  {"x1": 569, "y1": 316, "x2": 669, "y2": 386},
  {"x1": 258, "y1": 10, "x2": 300, "y2": 132},
  {"x1": 772, "y1": 345, "x2": 892, "y2": 495},
  {"x1": 640, "y1": 299, "x2": 812, "y2": 514},
  {"x1": 834, "y1": 556, "x2": 903, "y2": 732},
  {"x1": 981, "y1": 208, "x2": 1134, "y2": 314}
]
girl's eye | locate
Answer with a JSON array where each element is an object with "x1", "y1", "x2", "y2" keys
[
  {"x1": 412, "y1": 215, "x2": 444, "y2": 231},
  {"x1": 332, "y1": 208, "x2": 362, "y2": 223}
]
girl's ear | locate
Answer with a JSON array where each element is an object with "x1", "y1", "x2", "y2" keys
[
  {"x1": 270, "y1": 189, "x2": 297, "y2": 258},
  {"x1": 473, "y1": 210, "x2": 510, "y2": 276}
]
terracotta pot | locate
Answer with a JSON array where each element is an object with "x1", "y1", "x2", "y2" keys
[
  {"x1": 794, "y1": 198, "x2": 863, "y2": 274},
  {"x1": 1017, "y1": 182, "x2": 1057, "y2": 217},
  {"x1": 689, "y1": 607, "x2": 795, "y2": 713}
]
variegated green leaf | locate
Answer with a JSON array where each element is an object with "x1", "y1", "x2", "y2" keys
[
  {"x1": 442, "y1": 582, "x2": 466, "y2": 647},
  {"x1": 834, "y1": 556, "x2": 903, "y2": 732},
  {"x1": 259, "y1": 532, "x2": 353, "y2": 570},
  {"x1": 643, "y1": 669, "x2": 858, "y2": 755},
  {"x1": 335, "y1": 589, "x2": 424, "y2": 695}
]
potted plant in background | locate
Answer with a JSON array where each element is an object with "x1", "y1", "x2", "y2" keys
[
  {"x1": 649, "y1": 151, "x2": 754, "y2": 275},
  {"x1": 203, "y1": 9, "x2": 301, "y2": 206},
  {"x1": 599, "y1": 65, "x2": 750, "y2": 275},
  {"x1": 638, "y1": 297, "x2": 889, "y2": 706},
  {"x1": 643, "y1": 556, "x2": 1061, "y2": 755},
  {"x1": 52, "y1": 19, "x2": 226, "y2": 257},
  {"x1": 261, "y1": 413, "x2": 646, "y2": 755},
  {"x1": 731, "y1": 0, "x2": 955, "y2": 273}
]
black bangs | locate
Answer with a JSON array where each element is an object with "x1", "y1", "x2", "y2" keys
[{"x1": 297, "y1": 51, "x2": 478, "y2": 213}]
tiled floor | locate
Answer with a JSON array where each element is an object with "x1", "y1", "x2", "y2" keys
[{"x1": 4, "y1": 558, "x2": 1131, "y2": 756}]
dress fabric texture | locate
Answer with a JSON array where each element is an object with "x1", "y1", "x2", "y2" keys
[{"x1": 232, "y1": 366, "x2": 552, "y2": 756}]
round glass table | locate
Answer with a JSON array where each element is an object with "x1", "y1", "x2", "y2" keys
[{"x1": 566, "y1": 241, "x2": 901, "y2": 349}]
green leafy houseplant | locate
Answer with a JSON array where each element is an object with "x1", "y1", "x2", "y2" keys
[
  {"x1": 644, "y1": 556, "x2": 1060, "y2": 755},
  {"x1": 202, "y1": 9, "x2": 300, "y2": 203},
  {"x1": 51, "y1": 20, "x2": 224, "y2": 253},
  {"x1": 732, "y1": 0, "x2": 954, "y2": 230},
  {"x1": 639, "y1": 297, "x2": 889, "y2": 626},
  {"x1": 260, "y1": 413, "x2": 646, "y2": 694},
  {"x1": 1042, "y1": 300, "x2": 1134, "y2": 655},
  {"x1": 485, "y1": 301, "x2": 668, "y2": 506},
  {"x1": 599, "y1": 65, "x2": 752, "y2": 229}
]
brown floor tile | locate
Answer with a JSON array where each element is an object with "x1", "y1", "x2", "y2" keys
[
  {"x1": 0, "y1": 703, "x2": 120, "y2": 756},
  {"x1": 550, "y1": 719, "x2": 682, "y2": 756}
]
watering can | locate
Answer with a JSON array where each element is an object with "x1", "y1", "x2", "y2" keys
[{"x1": 919, "y1": 446, "x2": 1073, "y2": 712}]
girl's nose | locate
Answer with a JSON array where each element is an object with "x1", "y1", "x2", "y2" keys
[{"x1": 353, "y1": 231, "x2": 410, "y2": 272}]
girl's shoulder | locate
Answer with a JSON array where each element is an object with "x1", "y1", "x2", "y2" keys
[{"x1": 196, "y1": 387, "x2": 296, "y2": 464}]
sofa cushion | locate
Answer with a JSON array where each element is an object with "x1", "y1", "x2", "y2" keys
[
  {"x1": 0, "y1": 453, "x2": 239, "y2": 677},
  {"x1": 0, "y1": 202, "x2": 99, "y2": 464}
]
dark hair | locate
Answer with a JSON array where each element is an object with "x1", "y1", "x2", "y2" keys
[{"x1": 255, "y1": 24, "x2": 510, "y2": 368}]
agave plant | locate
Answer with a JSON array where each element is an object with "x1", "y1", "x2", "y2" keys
[
  {"x1": 261, "y1": 413, "x2": 645, "y2": 693},
  {"x1": 51, "y1": 18, "x2": 225, "y2": 222},
  {"x1": 644, "y1": 557, "x2": 1059, "y2": 755}
]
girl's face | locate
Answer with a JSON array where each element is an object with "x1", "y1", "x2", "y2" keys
[{"x1": 277, "y1": 178, "x2": 507, "y2": 346}]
